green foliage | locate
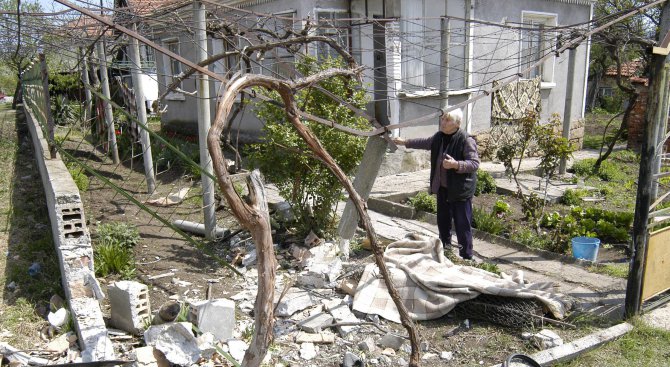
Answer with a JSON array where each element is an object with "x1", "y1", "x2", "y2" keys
[
  {"x1": 600, "y1": 93, "x2": 624, "y2": 114},
  {"x1": 247, "y1": 56, "x2": 368, "y2": 237},
  {"x1": 571, "y1": 158, "x2": 623, "y2": 181},
  {"x1": 96, "y1": 222, "x2": 141, "y2": 249},
  {"x1": 472, "y1": 207, "x2": 507, "y2": 236},
  {"x1": 535, "y1": 114, "x2": 575, "y2": 178},
  {"x1": 521, "y1": 192, "x2": 543, "y2": 220},
  {"x1": 94, "y1": 243, "x2": 136, "y2": 279},
  {"x1": 492, "y1": 199, "x2": 511, "y2": 217},
  {"x1": 562, "y1": 188, "x2": 588, "y2": 206},
  {"x1": 510, "y1": 227, "x2": 553, "y2": 250},
  {"x1": 475, "y1": 170, "x2": 496, "y2": 196},
  {"x1": 408, "y1": 191, "x2": 437, "y2": 214},
  {"x1": 64, "y1": 161, "x2": 89, "y2": 192},
  {"x1": 49, "y1": 73, "x2": 80, "y2": 100},
  {"x1": 151, "y1": 134, "x2": 201, "y2": 177},
  {"x1": 93, "y1": 222, "x2": 140, "y2": 278},
  {"x1": 540, "y1": 206, "x2": 632, "y2": 246}
]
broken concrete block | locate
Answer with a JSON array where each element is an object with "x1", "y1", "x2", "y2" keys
[
  {"x1": 304, "y1": 231, "x2": 322, "y2": 248},
  {"x1": 339, "y1": 279, "x2": 357, "y2": 296},
  {"x1": 323, "y1": 299, "x2": 359, "y2": 337},
  {"x1": 107, "y1": 281, "x2": 151, "y2": 335},
  {"x1": 440, "y1": 351, "x2": 453, "y2": 360},
  {"x1": 153, "y1": 323, "x2": 200, "y2": 366},
  {"x1": 226, "y1": 339, "x2": 248, "y2": 363},
  {"x1": 242, "y1": 249, "x2": 257, "y2": 267},
  {"x1": 295, "y1": 332, "x2": 335, "y2": 344},
  {"x1": 144, "y1": 323, "x2": 188, "y2": 346},
  {"x1": 45, "y1": 332, "x2": 71, "y2": 354},
  {"x1": 298, "y1": 258, "x2": 343, "y2": 288},
  {"x1": 358, "y1": 337, "x2": 377, "y2": 353},
  {"x1": 135, "y1": 346, "x2": 170, "y2": 367},
  {"x1": 422, "y1": 353, "x2": 438, "y2": 360},
  {"x1": 69, "y1": 298, "x2": 116, "y2": 362},
  {"x1": 196, "y1": 332, "x2": 216, "y2": 359},
  {"x1": 299, "y1": 342, "x2": 317, "y2": 360},
  {"x1": 343, "y1": 351, "x2": 362, "y2": 367},
  {"x1": 531, "y1": 329, "x2": 563, "y2": 349},
  {"x1": 379, "y1": 333, "x2": 405, "y2": 350},
  {"x1": 297, "y1": 312, "x2": 333, "y2": 333},
  {"x1": 290, "y1": 244, "x2": 312, "y2": 264},
  {"x1": 188, "y1": 299, "x2": 235, "y2": 341},
  {"x1": 275, "y1": 289, "x2": 317, "y2": 317}
]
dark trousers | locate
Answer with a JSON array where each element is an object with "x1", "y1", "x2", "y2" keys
[{"x1": 437, "y1": 187, "x2": 473, "y2": 259}]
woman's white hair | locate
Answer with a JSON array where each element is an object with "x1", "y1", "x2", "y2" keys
[{"x1": 443, "y1": 108, "x2": 463, "y2": 125}]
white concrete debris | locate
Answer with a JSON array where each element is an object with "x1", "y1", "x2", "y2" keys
[
  {"x1": 295, "y1": 331, "x2": 336, "y2": 344},
  {"x1": 48, "y1": 308, "x2": 69, "y2": 328},
  {"x1": 45, "y1": 332, "x2": 73, "y2": 354},
  {"x1": 422, "y1": 353, "x2": 438, "y2": 360},
  {"x1": 275, "y1": 288, "x2": 318, "y2": 317},
  {"x1": 379, "y1": 333, "x2": 405, "y2": 350},
  {"x1": 196, "y1": 332, "x2": 217, "y2": 359},
  {"x1": 440, "y1": 351, "x2": 454, "y2": 360},
  {"x1": 188, "y1": 299, "x2": 236, "y2": 341},
  {"x1": 299, "y1": 342, "x2": 317, "y2": 360},
  {"x1": 242, "y1": 249, "x2": 257, "y2": 267},
  {"x1": 322, "y1": 298, "x2": 359, "y2": 337},
  {"x1": 358, "y1": 337, "x2": 377, "y2": 353},
  {"x1": 69, "y1": 298, "x2": 116, "y2": 362},
  {"x1": 297, "y1": 259, "x2": 343, "y2": 289},
  {"x1": 297, "y1": 312, "x2": 334, "y2": 333},
  {"x1": 226, "y1": 339, "x2": 248, "y2": 363},
  {"x1": 134, "y1": 346, "x2": 170, "y2": 367},
  {"x1": 107, "y1": 281, "x2": 151, "y2": 335},
  {"x1": 153, "y1": 322, "x2": 201, "y2": 366},
  {"x1": 531, "y1": 329, "x2": 564, "y2": 349}
]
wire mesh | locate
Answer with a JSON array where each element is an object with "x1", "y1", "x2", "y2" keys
[{"x1": 453, "y1": 293, "x2": 546, "y2": 329}]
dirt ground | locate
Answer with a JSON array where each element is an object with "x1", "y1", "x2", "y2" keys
[{"x1": 53, "y1": 132, "x2": 603, "y2": 366}]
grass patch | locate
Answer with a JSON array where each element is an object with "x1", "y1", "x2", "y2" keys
[
  {"x1": 588, "y1": 263, "x2": 629, "y2": 278},
  {"x1": 557, "y1": 319, "x2": 670, "y2": 367}
]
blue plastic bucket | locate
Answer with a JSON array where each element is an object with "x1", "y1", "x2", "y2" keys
[{"x1": 571, "y1": 236, "x2": 600, "y2": 261}]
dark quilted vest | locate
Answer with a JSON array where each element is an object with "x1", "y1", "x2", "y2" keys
[{"x1": 429, "y1": 128, "x2": 477, "y2": 201}]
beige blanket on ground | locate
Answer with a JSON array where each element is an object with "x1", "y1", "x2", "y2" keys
[{"x1": 352, "y1": 235, "x2": 569, "y2": 323}]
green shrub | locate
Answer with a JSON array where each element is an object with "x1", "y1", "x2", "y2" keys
[
  {"x1": 510, "y1": 227, "x2": 553, "y2": 250},
  {"x1": 247, "y1": 56, "x2": 368, "y2": 237},
  {"x1": 572, "y1": 158, "x2": 596, "y2": 176},
  {"x1": 94, "y1": 243, "x2": 135, "y2": 279},
  {"x1": 65, "y1": 162, "x2": 89, "y2": 192},
  {"x1": 475, "y1": 170, "x2": 496, "y2": 196},
  {"x1": 472, "y1": 207, "x2": 507, "y2": 235},
  {"x1": 562, "y1": 189, "x2": 586, "y2": 206},
  {"x1": 571, "y1": 158, "x2": 623, "y2": 181},
  {"x1": 492, "y1": 199, "x2": 511, "y2": 217},
  {"x1": 408, "y1": 192, "x2": 437, "y2": 214},
  {"x1": 96, "y1": 222, "x2": 141, "y2": 249},
  {"x1": 94, "y1": 222, "x2": 140, "y2": 279}
]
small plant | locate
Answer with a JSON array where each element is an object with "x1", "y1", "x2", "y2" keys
[
  {"x1": 562, "y1": 188, "x2": 586, "y2": 206},
  {"x1": 475, "y1": 170, "x2": 496, "y2": 196},
  {"x1": 472, "y1": 207, "x2": 507, "y2": 235},
  {"x1": 94, "y1": 243, "x2": 135, "y2": 278},
  {"x1": 521, "y1": 192, "x2": 543, "y2": 220},
  {"x1": 69, "y1": 166, "x2": 89, "y2": 192},
  {"x1": 492, "y1": 199, "x2": 511, "y2": 217},
  {"x1": 96, "y1": 222, "x2": 141, "y2": 249},
  {"x1": 408, "y1": 192, "x2": 437, "y2": 214}
]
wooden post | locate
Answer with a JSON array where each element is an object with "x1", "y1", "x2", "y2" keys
[
  {"x1": 129, "y1": 24, "x2": 157, "y2": 194},
  {"x1": 625, "y1": 1, "x2": 670, "y2": 317},
  {"x1": 39, "y1": 53, "x2": 57, "y2": 159}
]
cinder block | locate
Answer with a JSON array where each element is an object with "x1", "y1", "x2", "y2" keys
[
  {"x1": 108, "y1": 281, "x2": 151, "y2": 335},
  {"x1": 188, "y1": 299, "x2": 235, "y2": 341}
]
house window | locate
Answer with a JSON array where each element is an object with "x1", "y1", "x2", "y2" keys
[
  {"x1": 261, "y1": 11, "x2": 297, "y2": 77},
  {"x1": 400, "y1": 0, "x2": 466, "y2": 91},
  {"x1": 164, "y1": 40, "x2": 182, "y2": 88},
  {"x1": 315, "y1": 10, "x2": 349, "y2": 60},
  {"x1": 599, "y1": 87, "x2": 614, "y2": 97},
  {"x1": 520, "y1": 12, "x2": 557, "y2": 82}
]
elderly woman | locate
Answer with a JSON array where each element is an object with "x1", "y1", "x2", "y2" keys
[{"x1": 392, "y1": 108, "x2": 480, "y2": 260}]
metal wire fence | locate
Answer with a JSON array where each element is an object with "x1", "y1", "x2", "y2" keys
[{"x1": 21, "y1": 56, "x2": 240, "y2": 279}]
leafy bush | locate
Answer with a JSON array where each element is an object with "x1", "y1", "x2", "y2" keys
[
  {"x1": 475, "y1": 170, "x2": 496, "y2": 196},
  {"x1": 492, "y1": 199, "x2": 511, "y2": 217},
  {"x1": 94, "y1": 243, "x2": 135, "y2": 279},
  {"x1": 96, "y1": 222, "x2": 141, "y2": 249},
  {"x1": 571, "y1": 158, "x2": 623, "y2": 181},
  {"x1": 472, "y1": 207, "x2": 507, "y2": 235},
  {"x1": 540, "y1": 206, "x2": 632, "y2": 245},
  {"x1": 247, "y1": 56, "x2": 368, "y2": 237},
  {"x1": 562, "y1": 188, "x2": 587, "y2": 206},
  {"x1": 94, "y1": 222, "x2": 140, "y2": 278},
  {"x1": 408, "y1": 192, "x2": 437, "y2": 214},
  {"x1": 510, "y1": 227, "x2": 553, "y2": 250},
  {"x1": 151, "y1": 135, "x2": 201, "y2": 177},
  {"x1": 572, "y1": 158, "x2": 596, "y2": 176}
]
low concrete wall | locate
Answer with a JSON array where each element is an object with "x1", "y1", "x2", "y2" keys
[{"x1": 23, "y1": 106, "x2": 115, "y2": 362}]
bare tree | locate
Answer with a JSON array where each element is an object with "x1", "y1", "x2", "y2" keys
[{"x1": 208, "y1": 69, "x2": 422, "y2": 367}]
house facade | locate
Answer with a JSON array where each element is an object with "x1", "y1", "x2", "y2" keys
[{"x1": 148, "y1": 0, "x2": 593, "y2": 143}]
